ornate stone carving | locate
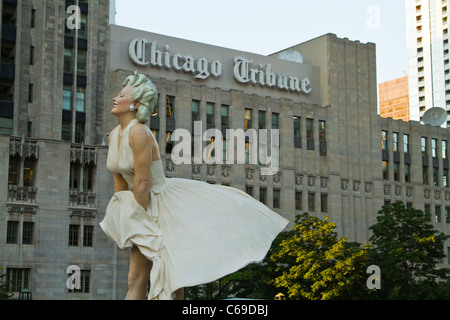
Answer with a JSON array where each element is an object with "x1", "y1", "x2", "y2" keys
[
  {"x1": 69, "y1": 190, "x2": 97, "y2": 208},
  {"x1": 166, "y1": 159, "x2": 175, "y2": 173},
  {"x1": 207, "y1": 164, "x2": 216, "y2": 176},
  {"x1": 246, "y1": 167, "x2": 254, "y2": 181},
  {"x1": 71, "y1": 144, "x2": 97, "y2": 165},
  {"x1": 353, "y1": 180, "x2": 360, "y2": 193},
  {"x1": 295, "y1": 174, "x2": 303, "y2": 187},
  {"x1": 406, "y1": 187, "x2": 413, "y2": 198},
  {"x1": 10, "y1": 137, "x2": 39, "y2": 159},
  {"x1": 8, "y1": 186, "x2": 37, "y2": 203},
  {"x1": 192, "y1": 164, "x2": 201, "y2": 175},
  {"x1": 222, "y1": 165, "x2": 231, "y2": 179},
  {"x1": 341, "y1": 179, "x2": 349, "y2": 191},
  {"x1": 365, "y1": 182, "x2": 373, "y2": 194},
  {"x1": 308, "y1": 175, "x2": 316, "y2": 188},
  {"x1": 384, "y1": 184, "x2": 391, "y2": 197},
  {"x1": 320, "y1": 177, "x2": 328, "y2": 190}
]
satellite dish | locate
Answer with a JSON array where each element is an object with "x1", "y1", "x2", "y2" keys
[
  {"x1": 276, "y1": 50, "x2": 303, "y2": 63},
  {"x1": 422, "y1": 107, "x2": 447, "y2": 127}
]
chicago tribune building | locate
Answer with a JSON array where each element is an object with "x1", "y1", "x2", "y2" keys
[{"x1": 0, "y1": 0, "x2": 449, "y2": 300}]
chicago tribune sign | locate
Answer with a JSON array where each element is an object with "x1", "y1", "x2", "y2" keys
[{"x1": 129, "y1": 38, "x2": 312, "y2": 95}]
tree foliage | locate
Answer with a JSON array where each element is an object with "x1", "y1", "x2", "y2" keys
[
  {"x1": 186, "y1": 202, "x2": 450, "y2": 300},
  {"x1": 0, "y1": 266, "x2": 13, "y2": 300},
  {"x1": 367, "y1": 202, "x2": 450, "y2": 299},
  {"x1": 270, "y1": 213, "x2": 370, "y2": 300}
]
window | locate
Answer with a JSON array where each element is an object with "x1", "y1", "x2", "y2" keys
[
  {"x1": 191, "y1": 100, "x2": 200, "y2": 122},
  {"x1": 206, "y1": 102, "x2": 214, "y2": 127},
  {"x1": 293, "y1": 116, "x2": 301, "y2": 149},
  {"x1": 28, "y1": 84, "x2": 33, "y2": 103},
  {"x1": 8, "y1": 156, "x2": 20, "y2": 186},
  {"x1": 27, "y1": 122, "x2": 32, "y2": 138},
  {"x1": 321, "y1": 194, "x2": 328, "y2": 213},
  {"x1": 393, "y1": 132, "x2": 398, "y2": 152},
  {"x1": 425, "y1": 204, "x2": 431, "y2": 218},
  {"x1": 421, "y1": 137, "x2": 427, "y2": 156},
  {"x1": 293, "y1": 116, "x2": 301, "y2": 138},
  {"x1": 64, "y1": 48, "x2": 73, "y2": 73},
  {"x1": 166, "y1": 96, "x2": 175, "y2": 119},
  {"x1": 31, "y1": 9, "x2": 36, "y2": 28},
  {"x1": 394, "y1": 162, "x2": 400, "y2": 181},
  {"x1": 446, "y1": 207, "x2": 450, "y2": 223},
  {"x1": 62, "y1": 121, "x2": 71, "y2": 141},
  {"x1": 75, "y1": 87, "x2": 86, "y2": 112},
  {"x1": 221, "y1": 105, "x2": 229, "y2": 128},
  {"x1": 383, "y1": 161, "x2": 388, "y2": 180},
  {"x1": 75, "y1": 122, "x2": 85, "y2": 144},
  {"x1": 78, "y1": 13, "x2": 88, "y2": 39},
  {"x1": 205, "y1": 137, "x2": 215, "y2": 159},
  {"x1": 381, "y1": 131, "x2": 387, "y2": 150},
  {"x1": 83, "y1": 163, "x2": 95, "y2": 191},
  {"x1": 22, "y1": 222, "x2": 34, "y2": 245},
  {"x1": 295, "y1": 191, "x2": 302, "y2": 211},
  {"x1": 68, "y1": 270, "x2": 90, "y2": 294},
  {"x1": 433, "y1": 167, "x2": 439, "y2": 186},
  {"x1": 405, "y1": 164, "x2": 411, "y2": 183},
  {"x1": 77, "y1": 50, "x2": 87, "y2": 76},
  {"x1": 443, "y1": 140, "x2": 448, "y2": 159},
  {"x1": 244, "y1": 109, "x2": 252, "y2": 130},
  {"x1": 259, "y1": 188, "x2": 267, "y2": 205},
  {"x1": 444, "y1": 169, "x2": 449, "y2": 187},
  {"x1": 258, "y1": 111, "x2": 266, "y2": 129},
  {"x1": 308, "y1": 193, "x2": 315, "y2": 212},
  {"x1": 165, "y1": 131, "x2": 173, "y2": 154},
  {"x1": 432, "y1": 138, "x2": 437, "y2": 157},
  {"x1": 222, "y1": 139, "x2": 227, "y2": 162},
  {"x1": 83, "y1": 225, "x2": 93, "y2": 247},
  {"x1": 306, "y1": 119, "x2": 313, "y2": 139},
  {"x1": 403, "y1": 134, "x2": 410, "y2": 153},
  {"x1": 30, "y1": 46, "x2": 35, "y2": 65},
  {"x1": 6, "y1": 221, "x2": 18, "y2": 244},
  {"x1": 423, "y1": 165, "x2": 429, "y2": 185},
  {"x1": 63, "y1": 85, "x2": 72, "y2": 110},
  {"x1": 23, "y1": 158, "x2": 36, "y2": 187},
  {"x1": 245, "y1": 186, "x2": 253, "y2": 197},
  {"x1": 69, "y1": 224, "x2": 79, "y2": 246},
  {"x1": 7, "y1": 268, "x2": 30, "y2": 292},
  {"x1": 319, "y1": 121, "x2": 326, "y2": 141},
  {"x1": 273, "y1": 189, "x2": 280, "y2": 209},
  {"x1": 436, "y1": 206, "x2": 442, "y2": 223},
  {"x1": 272, "y1": 113, "x2": 279, "y2": 130}
]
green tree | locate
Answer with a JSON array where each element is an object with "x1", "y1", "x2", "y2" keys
[
  {"x1": 0, "y1": 266, "x2": 13, "y2": 300},
  {"x1": 270, "y1": 213, "x2": 370, "y2": 300},
  {"x1": 368, "y1": 202, "x2": 450, "y2": 299}
]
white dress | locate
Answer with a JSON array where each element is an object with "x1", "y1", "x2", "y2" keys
[{"x1": 99, "y1": 119, "x2": 289, "y2": 300}]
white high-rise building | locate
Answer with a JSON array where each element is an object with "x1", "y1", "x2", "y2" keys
[{"x1": 406, "y1": 0, "x2": 450, "y2": 127}]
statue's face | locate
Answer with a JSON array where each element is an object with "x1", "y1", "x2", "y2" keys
[{"x1": 111, "y1": 85, "x2": 133, "y2": 116}]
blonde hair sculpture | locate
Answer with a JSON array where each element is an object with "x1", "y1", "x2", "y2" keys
[{"x1": 122, "y1": 71, "x2": 158, "y2": 124}]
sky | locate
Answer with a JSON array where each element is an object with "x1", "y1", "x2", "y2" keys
[{"x1": 115, "y1": 0, "x2": 408, "y2": 84}]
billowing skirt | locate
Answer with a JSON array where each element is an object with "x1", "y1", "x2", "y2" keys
[{"x1": 99, "y1": 178, "x2": 289, "y2": 300}]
